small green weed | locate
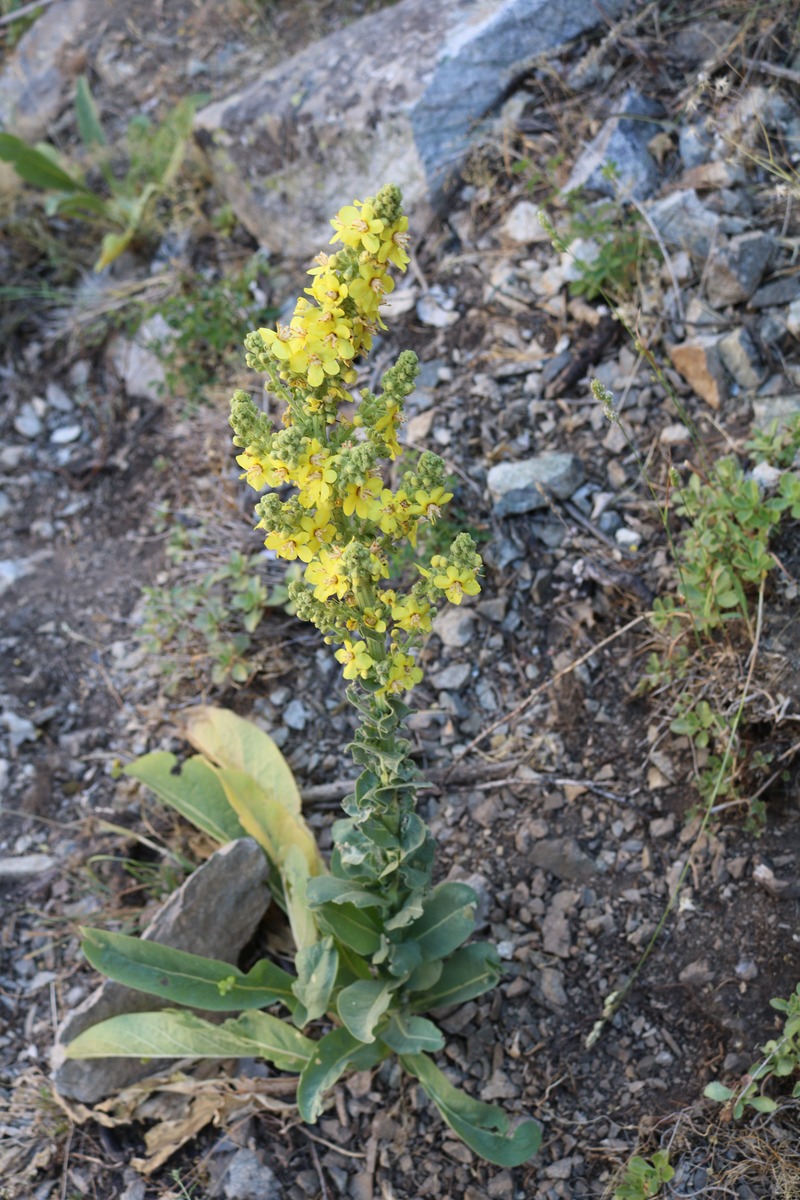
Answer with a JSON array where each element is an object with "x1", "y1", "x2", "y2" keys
[
  {"x1": 705, "y1": 982, "x2": 800, "y2": 1119},
  {"x1": 140, "y1": 509, "x2": 295, "y2": 692},
  {"x1": 0, "y1": 76, "x2": 203, "y2": 271},
  {"x1": 638, "y1": 413, "x2": 800, "y2": 822},
  {"x1": 145, "y1": 255, "x2": 272, "y2": 410},
  {"x1": 613, "y1": 1150, "x2": 674, "y2": 1200}
]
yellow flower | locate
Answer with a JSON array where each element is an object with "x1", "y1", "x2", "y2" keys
[
  {"x1": 342, "y1": 475, "x2": 383, "y2": 519},
  {"x1": 348, "y1": 262, "x2": 395, "y2": 317},
  {"x1": 376, "y1": 216, "x2": 410, "y2": 270},
  {"x1": 330, "y1": 202, "x2": 385, "y2": 255},
  {"x1": 412, "y1": 486, "x2": 453, "y2": 523},
  {"x1": 236, "y1": 448, "x2": 269, "y2": 491},
  {"x1": 391, "y1": 595, "x2": 431, "y2": 633},
  {"x1": 296, "y1": 441, "x2": 337, "y2": 509},
  {"x1": 305, "y1": 549, "x2": 350, "y2": 602},
  {"x1": 432, "y1": 564, "x2": 480, "y2": 605},
  {"x1": 381, "y1": 651, "x2": 423, "y2": 695},
  {"x1": 335, "y1": 639, "x2": 375, "y2": 681},
  {"x1": 264, "y1": 529, "x2": 311, "y2": 562}
]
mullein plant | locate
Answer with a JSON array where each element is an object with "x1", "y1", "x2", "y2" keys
[{"x1": 66, "y1": 186, "x2": 540, "y2": 1166}]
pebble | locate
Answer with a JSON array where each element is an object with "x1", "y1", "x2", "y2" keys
[
  {"x1": 0, "y1": 492, "x2": 11, "y2": 520},
  {"x1": 222, "y1": 1148, "x2": 282, "y2": 1200},
  {"x1": 429, "y1": 662, "x2": 471, "y2": 690},
  {"x1": 282, "y1": 698, "x2": 309, "y2": 730},
  {"x1": 45, "y1": 382, "x2": 73, "y2": 412},
  {"x1": 615, "y1": 528, "x2": 640, "y2": 552},
  {"x1": 432, "y1": 606, "x2": 476, "y2": 648},
  {"x1": 13, "y1": 404, "x2": 43, "y2": 439},
  {"x1": 50, "y1": 424, "x2": 82, "y2": 445},
  {"x1": 705, "y1": 231, "x2": 774, "y2": 308},
  {"x1": 416, "y1": 286, "x2": 458, "y2": 328},
  {"x1": 2, "y1": 710, "x2": 38, "y2": 747},
  {"x1": 0, "y1": 854, "x2": 56, "y2": 880}
]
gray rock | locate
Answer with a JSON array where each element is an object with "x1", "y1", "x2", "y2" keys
[
  {"x1": 430, "y1": 662, "x2": 471, "y2": 691},
  {"x1": 0, "y1": 0, "x2": 94, "y2": 140},
  {"x1": 678, "y1": 122, "x2": 713, "y2": 169},
  {"x1": 646, "y1": 189, "x2": 720, "y2": 259},
  {"x1": 0, "y1": 854, "x2": 56, "y2": 880},
  {"x1": 787, "y1": 297, "x2": 800, "y2": 339},
  {"x1": 1, "y1": 710, "x2": 38, "y2": 747},
  {"x1": 564, "y1": 89, "x2": 664, "y2": 201},
  {"x1": 0, "y1": 554, "x2": 44, "y2": 597},
  {"x1": 752, "y1": 395, "x2": 800, "y2": 430},
  {"x1": 705, "y1": 231, "x2": 774, "y2": 308},
  {"x1": 106, "y1": 314, "x2": 170, "y2": 402},
  {"x1": 487, "y1": 452, "x2": 584, "y2": 517},
  {"x1": 432, "y1": 606, "x2": 476, "y2": 648},
  {"x1": 282, "y1": 699, "x2": 309, "y2": 731},
  {"x1": 416, "y1": 286, "x2": 458, "y2": 328},
  {"x1": 749, "y1": 276, "x2": 800, "y2": 309},
  {"x1": 718, "y1": 327, "x2": 767, "y2": 391},
  {"x1": 13, "y1": 402, "x2": 42, "y2": 439},
  {"x1": 501, "y1": 200, "x2": 548, "y2": 244},
  {"x1": 50, "y1": 424, "x2": 82, "y2": 445},
  {"x1": 0, "y1": 492, "x2": 11, "y2": 520},
  {"x1": 542, "y1": 903, "x2": 572, "y2": 959},
  {"x1": 223, "y1": 1148, "x2": 281, "y2": 1200},
  {"x1": 45, "y1": 382, "x2": 74, "y2": 413},
  {"x1": 537, "y1": 966, "x2": 568, "y2": 1008},
  {"x1": 193, "y1": 0, "x2": 629, "y2": 258},
  {"x1": 52, "y1": 838, "x2": 271, "y2": 1103},
  {"x1": 530, "y1": 837, "x2": 597, "y2": 883}
]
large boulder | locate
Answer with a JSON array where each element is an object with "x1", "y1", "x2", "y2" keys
[
  {"x1": 194, "y1": 0, "x2": 629, "y2": 260},
  {"x1": 52, "y1": 838, "x2": 271, "y2": 1104}
]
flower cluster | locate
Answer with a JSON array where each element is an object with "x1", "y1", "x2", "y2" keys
[{"x1": 230, "y1": 185, "x2": 481, "y2": 693}]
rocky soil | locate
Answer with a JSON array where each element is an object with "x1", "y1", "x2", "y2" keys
[{"x1": 2, "y1": 2, "x2": 800, "y2": 1198}]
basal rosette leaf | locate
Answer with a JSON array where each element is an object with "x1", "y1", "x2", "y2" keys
[
  {"x1": 297, "y1": 1026, "x2": 388, "y2": 1124},
  {"x1": 123, "y1": 751, "x2": 246, "y2": 845}
]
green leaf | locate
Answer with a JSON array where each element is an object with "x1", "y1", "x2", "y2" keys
[
  {"x1": 50, "y1": 192, "x2": 112, "y2": 219},
  {"x1": 80, "y1": 927, "x2": 297, "y2": 1014},
  {"x1": 94, "y1": 229, "x2": 135, "y2": 272},
  {"x1": 337, "y1": 978, "x2": 394, "y2": 1044},
  {"x1": 292, "y1": 938, "x2": 338, "y2": 1025},
  {"x1": 747, "y1": 1095, "x2": 778, "y2": 1113},
  {"x1": 282, "y1": 844, "x2": 319, "y2": 952},
  {"x1": 410, "y1": 943, "x2": 501, "y2": 1011},
  {"x1": 380, "y1": 1013, "x2": 444, "y2": 1055},
  {"x1": 401, "y1": 1053, "x2": 541, "y2": 1167},
  {"x1": 182, "y1": 705, "x2": 301, "y2": 815},
  {"x1": 297, "y1": 1026, "x2": 387, "y2": 1123},
  {"x1": 316, "y1": 901, "x2": 382, "y2": 956},
  {"x1": 75, "y1": 75, "x2": 107, "y2": 147},
  {"x1": 0, "y1": 133, "x2": 89, "y2": 194},
  {"x1": 215, "y1": 766, "x2": 325, "y2": 879},
  {"x1": 123, "y1": 752, "x2": 246, "y2": 844},
  {"x1": 66, "y1": 1009, "x2": 314, "y2": 1072},
  {"x1": 306, "y1": 877, "x2": 388, "y2": 910},
  {"x1": 383, "y1": 889, "x2": 425, "y2": 931},
  {"x1": 703, "y1": 1081, "x2": 733, "y2": 1102},
  {"x1": 405, "y1": 883, "x2": 476, "y2": 962}
]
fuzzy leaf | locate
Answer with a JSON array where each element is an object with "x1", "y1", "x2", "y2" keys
[
  {"x1": 337, "y1": 978, "x2": 394, "y2": 1044},
  {"x1": 66, "y1": 1009, "x2": 314, "y2": 1072},
  {"x1": 401, "y1": 1053, "x2": 541, "y2": 1167},
  {"x1": 282, "y1": 844, "x2": 319, "y2": 952},
  {"x1": 293, "y1": 938, "x2": 338, "y2": 1025},
  {"x1": 316, "y1": 901, "x2": 382, "y2": 956},
  {"x1": 297, "y1": 1026, "x2": 387, "y2": 1124},
  {"x1": 123, "y1": 752, "x2": 245, "y2": 844},
  {"x1": 410, "y1": 943, "x2": 501, "y2": 1011},
  {"x1": 307, "y1": 877, "x2": 388, "y2": 910},
  {"x1": 214, "y1": 766, "x2": 324, "y2": 878},
  {"x1": 80, "y1": 927, "x2": 297, "y2": 1014},
  {"x1": 380, "y1": 1013, "x2": 444, "y2": 1055},
  {"x1": 703, "y1": 1081, "x2": 733, "y2": 1102},
  {"x1": 405, "y1": 883, "x2": 477, "y2": 963},
  {"x1": 182, "y1": 705, "x2": 301, "y2": 815}
]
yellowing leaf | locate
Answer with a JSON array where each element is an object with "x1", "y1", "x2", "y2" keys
[
  {"x1": 182, "y1": 706, "x2": 301, "y2": 816},
  {"x1": 214, "y1": 766, "x2": 325, "y2": 879}
]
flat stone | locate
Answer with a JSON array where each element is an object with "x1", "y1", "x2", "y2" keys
[
  {"x1": 565, "y1": 89, "x2": 664, "y2": 200},
  {"x1": 432, "y1": 606, "x2": 476, "y2": 648},
  {"x1": 193, "y1": 0, "x2": 629, "y2": 258},
  {"x1": 705, "y1": 232, "x2": 774, "y2": 308},
  {"x1": 667, "y1": 336, "x2": 728, "y2": 408},
  {"x1": 0, "y1": 0, "x2": 95, "y2": 140},
  {"x1": 106, "y1": 314, "x2": 170, "y2": 402},
  {"x1": 487, "y1": 452, "x2": 584, "y2": 516},
  {"x1": 530, "y1": 837, "x2": 596, "y2": 883},
  {"x1": 542, "y1": 908, "x2": 571, "y2": 959},
  {"x1": 678, "y1": 958, "x2": 714, "y2": 986},
  {"x1": 45, "y1": 382, "x2": 74, "y2": 412},
  {"x1": 282, "y1": 699, "x2": 309, "y2": 731},
  {"x1": 430, "y1": 662, "x2": 471, "y2": 690},
  {"x1": 52, "y1": 838, "x2": 271, "y2": 1103},
  {"x1": 718, "y1": 327, "x2": 767, "y2": 391},
  {"x1": 0, "y1": 854, "x2": 57, "y2": 880},
  {"x1": 223, "y1": 1148, "x2": 281, "y2": 1200},
  {"x1": 749, "y1": 276, "x2": 800, "y2": 310},
  {"x1": 50, "y1": 424, "x2": 82, "y2": 445},
  {"x1": 13, "y1": 403, "x2": 42, "y2": 439},
  {"x1": 646, "y1": 189, "x2": 720, "y2": 259},
  {"x1": 752, "y1": 395, "x2": 800, "y2": 430},
  {"x1": 538, "y1": 967, "x2": 568, "y2": 1007},
  {"x1": 501, "y1": 200, "x2": 549, "y2": 244}
]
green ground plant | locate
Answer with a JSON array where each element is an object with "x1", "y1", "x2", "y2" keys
[
  {"x1": 705, "y1": 983, "x2": 800, "y2": 1119},
  {"x1": 636, "y1": 413, "x2": 800, "y2": 820},
  {"x1": 144, "y1": 254, "x2": 272, "y2": 410},
  {"x1": 612, "y1": 1150, "x2": 674, "y2": 1200},
  {"x1": 66, "y1": 186, "x2": 541, "y2": 1167},
  {"x1": 0, "y1": 76, "x2": 202, "y2": 271}
]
